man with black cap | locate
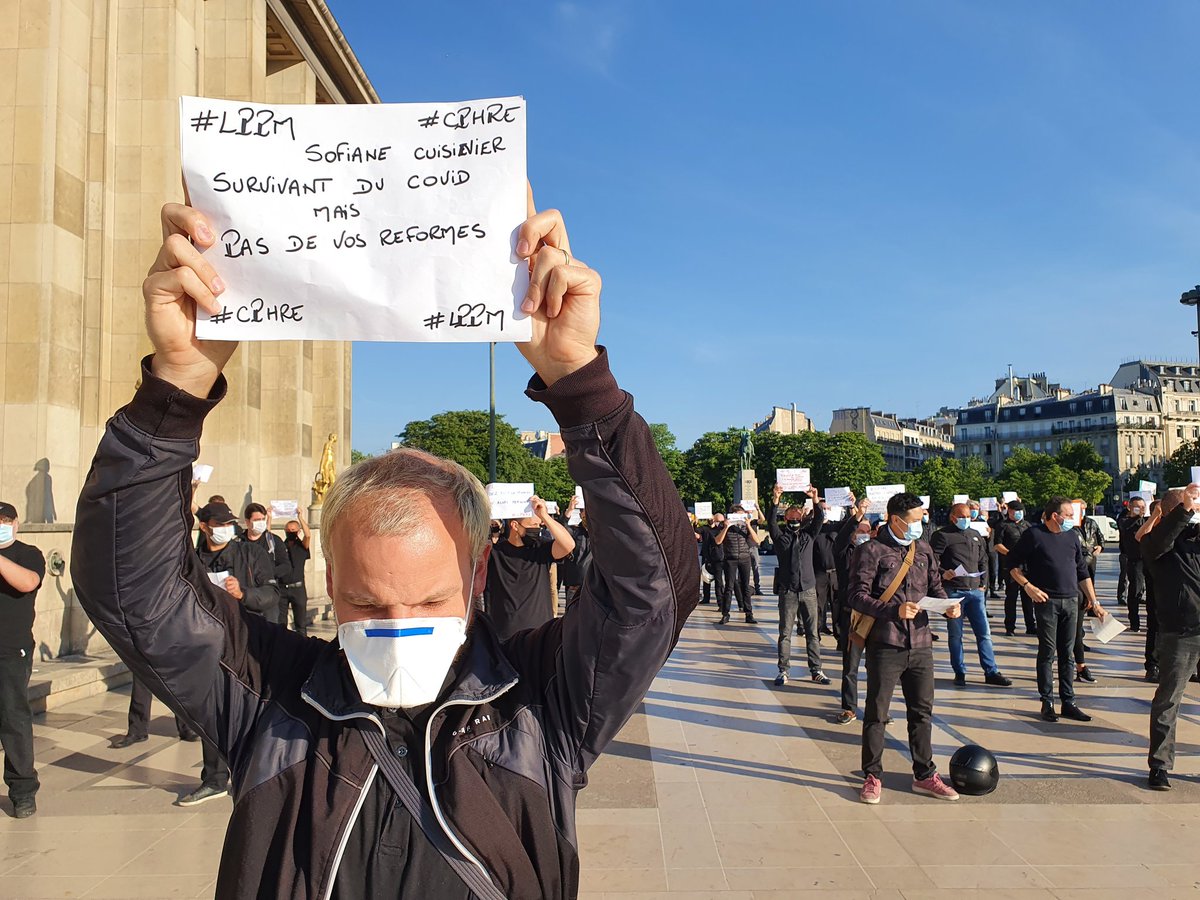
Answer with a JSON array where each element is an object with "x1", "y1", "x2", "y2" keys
[
  {"x1": 994, "y1": 500, "x2": 1034, "y2": 636},
  {"x1": 0, "y1": 502, "x2": 45, "y2": 818}
]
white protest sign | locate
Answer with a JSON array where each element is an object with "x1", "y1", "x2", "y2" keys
[
  {"x1": 1139, "y1": 480, "x2": 1157, "y2": 495},
  {"x1": 980, "y1": 497, "x2": 999, "y2": 511},
  {"x1": 693, "y1": 502, "x2": 713, "y2": 519},
  {"x1": 775, "y1": 468, "x2": 811, "y2": 492},
  {"x1": 824, "y1": 487, "x2": 854, "y2": 507},
  {"x1": 952, "y1": 494, "x2": 970, "y2": 505},
  {"x1": 953, "y1": 564, "x2": 986, "y2": 578},
  {"x1": 1072, "y1": 501, "x2": 1084, "y2": 524},
  {"x1": 918, "y1": 596, "x2": 961, "y2": 615},
  {"x1": 567, "y1": 510, "x2": 582, "y2": 526},
  {"x1": 269, "y1": 500, "x2": 299, "y2": 519},
  {"x1": 486, "y1": 483, "x2": 535, "y2": 519},
  {"x1": 1130, "y1": 490, "x2": 1154, "y2": 504},
  {"x1": 824, "y1": 505, "x2": 845, "y2": 522},
  {"x1": 207, "y1": 570, "x2": 230, "y2": 588},
  {"x1": 179, "y1": 96, "x2": 529, "y2": 343},
  {"x1": 969, "y1": 521, "x2": 990, "y2": 537},
  {"x1": 919, "y1": 495, "x2": 931, "y2": 510},
  {"x1": 192, "y1": 463, "x2": 214, "y2": 483},
  {"x1": 866, "y1": 484, "x2": 904, "y2": 514},
  {"x1": 727, "y1": 512, "x2": 749, "y2": 523},
  {"x1": 739, "y1": 497, "x2": 758, "y2": 512},
  {"x1": 1002, "y1": 491, "x2": 1019, "y2": 503},
  {"x1": 573, "y1": 485, "x2": 585, "y2": 509},
  {"x1": 1192, "y1": 466, "x2": 1200, "y2": 485}
]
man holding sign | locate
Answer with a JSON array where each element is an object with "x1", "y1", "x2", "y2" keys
[
  {"x1": 485, "y1": 496, "x2": 575, "y2": 641},
  {"x1": 71, "y1": 198, "x2": 697, "y2": 899}
]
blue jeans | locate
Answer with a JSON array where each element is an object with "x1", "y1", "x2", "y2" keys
[{"x1": 947, "y1": 588, "x2": 999, "y2": 677}]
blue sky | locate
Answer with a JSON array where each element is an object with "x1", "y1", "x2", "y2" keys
[{"x1": 330, "y1": 1, "x2": 1200, "y2": 454}]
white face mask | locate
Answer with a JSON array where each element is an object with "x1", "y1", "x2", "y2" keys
[
  {"x1": 210, "y1": 525, "x2": 236, "y2": 545},
  {"x1": 250, "y1": 519, "x2": 268, "y2": 535},
  {"x1": 853, "y1": 533, "x2": 870, "y2": 546},
  {"x1": 0, "y1": 524, "x2": 13, "y2": 545},
  {"x1": 338, "y1": 617, "x2": 467, "y2": 708}
]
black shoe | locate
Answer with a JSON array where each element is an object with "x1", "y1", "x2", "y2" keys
[
  {"x1": 1082, "y1": 644, "x2": 1093, "y2": 652},
  {"x1": 718, "y1": 614, "x2": 730, "y2": 625},
  {"x1": 12, "y1": 797, "x2": 36, "y2": 819},
  {"x1": 1191, "y1": 673, "x2": 1200, "y2": 684},
  {"x1": 1076, "y1": 666, "x2": 1096, "y2": 683},
  {"x1": 1061, "y1": 704, "x2": 1092, "y2": 722},
  {"x1": 1040, "y1": 701, "x2": 1059, "y2": 722},
  {"x1": 1130, "y1": 626, "x2": 1142, "y2": 633},
  {"x1": 773, "y1": 672, "x2": 788, "y2": 686},
  {"x1": 179, "y1": 732, "x2": 200, "y2": 742},
  {"x1": 746, "y1": 615, "x2": 759, "y2": 624},
  {"x1": 820, "y1": 628, "x2": 835, "y2": 637},
  {"x1": 177, "y1": 784, "x2": 229, "y2": 807},
  {"x1": 953, "y1": 673, "x2": 967, "y2": 686},
  {"x1": 985, "y1": 672, "x2": 1013, "y2": 687},
  {"x1": 1024, "y1": 630, "x2": 1038, "y2": 636},
  {"x1": 1149, "y1": 767, "x2": 1172, "y2": 791},
  {"x1": 699, "y1": 599, "x2": 710, "y2": 605},
  {"x1": 1146, "y1": 667, "x2": 1160, "y2": 683},
  {"x1": 1004, "y1": 629, "x2": 1015, "y2": 637},
  {"x1": 811, "y1": 671, "x2": 831, "y2": 685},
  {"x1": 109, "y1": 733, "x2": 148, "y2": 749},
  {"x1": 990, "y1": 591, "x2": 1000, "y2": 599}
]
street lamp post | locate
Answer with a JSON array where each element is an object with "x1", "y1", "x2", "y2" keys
[
  {"x1": 488, "y1": 342, "x2": 497, "y2": 483},
  {"x1": 1180, "y1": 286, "x2": 1200, "y2": 366}
]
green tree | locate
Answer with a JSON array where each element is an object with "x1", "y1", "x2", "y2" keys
[
  {"x1": 678, "y1": 428, "x2": 742, "y2": 512},
  {"x1": 350, "y1": 449, "x2": 373, "y2": 465},
  {"x1": 812, "y1": 432, "x2": 887, "y2": 496},
  {"x1": 994, "y1": 447, "x2": 1110, "y2": 509},
  {"x1": 649, "y1": 423, "x2": 686, "y2": 487},
  {"x1": 1122, "y1": 464, "x2": 1152, "y2": 494},
  {"x1": 398, "y1": 410, "x2": 539, "y2": 485},
  {"x1": 1165, "y1": 441, "x2": 1200, "y2": 487},
  {"x1": 1056, "y1": 441, "x2": 1105, "y2": 474},
  {"x1": 907, "y1": 456, "x2": 996, "y2": 510},
  {"x1": 754, "y1": 431, "x2": 828, "y2": 501}
]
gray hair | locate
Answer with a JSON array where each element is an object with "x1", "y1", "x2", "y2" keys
[{"x1": 320, "y1": 448, "x2": 491, "y2": 567}]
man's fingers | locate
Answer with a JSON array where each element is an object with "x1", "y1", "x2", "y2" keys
[
  {"x1": 150, "y1": 233, "x2": 225, "y2": 300},
  {"x1": 161, "y1": 202, "x2": 215, "y2": 248},
  {"x1": 542, "y1": 264, "x2": 600, "y2": 319},
  {"x1": 516, "y1": 208, "x2": 571, "y2": 260},
  {"x1": 144, "y1": 266, "x2": 221, "y2": 316}
]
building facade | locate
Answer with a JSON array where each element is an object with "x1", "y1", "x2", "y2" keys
[
  {"x1": 753, "y1": 405, "x2": 814, "y2": 436},
  {"x1": 830, "y1": 407, "x2": 955, "y2": 472},
  {"x1": 521, "y1": 429, "x2": 565, "y2": 460},
  {"x1": 1, "y1": 0, "x2": 374, "y2": 657},
  {"x1": 1109, "y1": 360, "x2": 1200, "y2": 460}
]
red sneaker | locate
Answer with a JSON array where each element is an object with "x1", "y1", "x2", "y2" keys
[
  {"x1": 912, "y1": 772, "x2": 959, "y2": 801},
  {"x1": 859, "y1": 774, "x2": 882, "y2": 804}
]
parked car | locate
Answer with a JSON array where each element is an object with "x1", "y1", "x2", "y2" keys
[{"x1": 1090, "y1": 514, "x2": 1119, "y2": 543}]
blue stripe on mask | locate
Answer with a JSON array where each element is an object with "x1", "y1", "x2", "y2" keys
[{"x1": 363, "y1": 627, "x2": 436, "y2": 638}]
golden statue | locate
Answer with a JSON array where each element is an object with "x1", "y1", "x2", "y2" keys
[{"x1": 313, "y1": 433, "x2": 338, "y2": 506}]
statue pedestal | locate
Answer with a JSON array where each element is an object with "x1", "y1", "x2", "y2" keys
[
  {"x1": 308, "y1": 504, "x2": 323, "y2": 529},
  {"x1": 734, "y1": 469, "x2": 758, "y2": 509}
]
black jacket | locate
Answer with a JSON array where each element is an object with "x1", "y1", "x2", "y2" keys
[
  {"x1": 813, "y1": 521, "x2": 841, "y2": 573},
  {"x1": 72, "y1": 351, "x2": 697, "y2": 900},
  {"x1": 1119, "y1": 514, "x2": 1146, "y2": 558},
  {"x1": 1076, "y1": 517, "x2": 1104, "y2": 563},
  {"x1": 699, "y1": 525, "x2": 724, "y2": 565},
  {"x1": 765, "y1": 500, "x2": 824, "y2": 593},
  {"x1": 1142, "y1": 504, "x2": 1200, "y2": 637},
  {"x1": 196, "y1": 538, "x2": 278, "y2": 624},
  {"x1": 994, "y1": 518, "x2": 1029, "y2": 569},
  {"x1": 928, "y1": 525, "x2": 987, "y2": 592}
]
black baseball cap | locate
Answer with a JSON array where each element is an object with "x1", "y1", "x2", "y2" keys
[
  {"x1": 197, "y1": 502, "x2": 237, "y2": 524},
  {"x1": 0, "y1": 502, "x2": 16, "y2": 520}
]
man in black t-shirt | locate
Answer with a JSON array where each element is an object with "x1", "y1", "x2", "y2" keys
[
  {"x1": 0, "y1": 501, "x2": 46, "y2": 818},
  {"x1": 279, "y1": 514, "x2": 313, "y2": 635},
  {"x1": 485, "y1": 496, "x2": 576, "y2": 641}
]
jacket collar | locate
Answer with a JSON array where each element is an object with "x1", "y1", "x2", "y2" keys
[{"x1": 300, "y1": 614, "x2": 520, "y2": 722}]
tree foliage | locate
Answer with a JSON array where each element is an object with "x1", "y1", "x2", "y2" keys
[
  {"x1": 350, "y1": 449, "x2": 373, "y2": 465},
  {"x1": 1165, "y1": 441, "x2": 1200, "y2": 487}
]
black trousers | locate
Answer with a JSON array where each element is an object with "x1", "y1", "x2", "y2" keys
[
  {"x1": 1035, "y1": 596, "x2": 1078, "y2": 705},
  {"x1": 1117, "y1": 554, "x2": 1128, "y2": 602},
  {"x1": 201, "y1": 738, "x2": 229, "y2": 789},
  {"x1": 127, "y1": 677, "x2": 193, "y2": 740},
  {"x1": 1074, "y1": 558, "x2": 1098, "y2": 665},
  {"x1": 1122, "y1": 552, "x2": 1146, "y2": 629},
  {"x1": 1004, "y1": 573, "x2": 1035, "y2": 634},
  {"x1": 279, "y1": 583, "x2": 309, "y2": 637},
  {"x1": 777, "y1": 589, "x2": 822, "y2": 674},
  {"x1": 702, "y1": 560, "x2": 725, "y2": 604},
  {"x1": 815, "y1": 569, "x2": 837, "y2": 632},
  {"x1": 0, "y1": 649, "x2": 38, "y2": 802},
  {"x1": 750, "y1": 550, "x2": 762, "y2": 595},
  {"x1": 1148, "y1": 632, "x2": 1200, "y2": 771},
  {"x1": 862, "y1": 645, "x2": 935, "y2": 780},
  {"x1": 721, "y1": 557, "x2": 753, "y2": 615},
  {"x1": 1145, "y1": 564, "x2": 1159, "y2": 671}
]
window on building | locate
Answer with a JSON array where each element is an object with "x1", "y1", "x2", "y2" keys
[
  {"x1": 1191, "y1": 400, "x2": 1197, "y2": 413},
  {"x1": 1181, "y1": 427, "x2": 1187, "y2": 438},
  {"x1": 1019, "y1": 408, "x2": 1026, "y2": 417},
  {"x1": 1127, "y1": 454, "x2": 1134, "y2": 467},
  {"x1": 1002, "y1": 444, "x2": 1010, "y2": 454},
  {"x1": 1069, "y1": 402, "x2": 1077, "y2": 413},
  {"x1": 1086, "y1": 401, "x2": 1094, "y2": 412},
  {"x1": 1139, "y1": 435, "x2": 1145, "y2": 449},
  {"x1": 1035, "y1": 406, "x2": 1042, "y2": 414},
  {"x1": 1121, "y1": 398, "x2": 1128, "y2": 410},
  {"x1": 1194, "y1": 427, "x2": 1200, "y2": 439},
  {"x1": 1127, "y1": 435, "x2": 1134, "y2": 447},
  {"x1": 1186, "y1": 381, "x2": 1193, "y2": 392},
  {"x1": 1034, "y1": 442, "x2": 1041, "y2": 452}
]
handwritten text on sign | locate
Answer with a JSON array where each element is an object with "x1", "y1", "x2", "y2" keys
[{"x1": 179, "y1": 96, "x2": 529, "y2": 342}]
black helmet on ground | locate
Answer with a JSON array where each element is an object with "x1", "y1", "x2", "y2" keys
[{"x1": 949, "y1": 744, "x2": 999, "y2": 796}]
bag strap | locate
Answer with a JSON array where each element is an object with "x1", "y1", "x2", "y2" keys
[
  {"x1": 359, "y1": 723, "x2": 506, "y2": 900},
  {"x1": 878, "y1": 542, "x2": 917, "y2": 605}
]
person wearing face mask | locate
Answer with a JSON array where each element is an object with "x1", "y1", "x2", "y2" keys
[
  {"x1": 0, "y1": 502, "x2": 45, "y2": 818},
  {"x1": 698, "y1": 512, "x2": 726, "y2": 606},
  {"x1": 766, "y1": 484, "x2": 831, "y2": 686},
  {"x1": 847, "y1": 492, "x2": 962, "y2": 804},
  {"x1": 995, "y1": 500, "x2": 1035, "y2": 636},
  {"x1": 1119, "y1": 496, "x2": 1149, "y2": 632},
  {"x1": 714, "y1": 504, "x2": 762, "y2": 624},
  {"x1": 1071, "y1": 499, "x2": 1105, "y2": 684},
  {"x1": 1007, "y1": 497, "x2": 1107, "y2": 723},
  {"x1": 72, "y1": 200, "x2": 697, "y2": 899},
  {"x1": 966, "y1": 501, "x2": 996, "y2": 600},
  {"x1": 555, "y1": 495, "x2": 590, "y2": 610},
  {"x1": 280, "y1": 513, "x2": 313, "y2": 635},
  {"x1": 831, "y1": 496, "x2": 872, "y2": 724},
  {"x1": 929, "y1": 504, "x2": 1012, "y2": 688},
  {"x1": 244, "y1": 503, "x2": 289, "y2": 616},
  {"x1": 485, "y1": 499, "x2": 575, "y2": 642},
  {"x1": 1139, "y1": 484, "x2": 1200, "y2": 790}
]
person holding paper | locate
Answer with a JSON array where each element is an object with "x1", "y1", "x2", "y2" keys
[
  {"x1": 929, "y1": 505, "x2": 1012, "y2": 688},
  {"x1": 486, "y1": 498, "x2": 575, "y2": 641},
  {"x1": 71, "y1": 199, "x2": 698, "y2": 898},
  {"x1": 714, "y1": 505, "x2": 761, "y2": 624},
  {"x1": 995, "y1": 501, "x2": 1035, "y2": 636},
  {"x1": 1006, "y1": 498, "x2": 1105, "y2": 723},
  {"x1": 698, "y1": 512, "x2": 727, "y2": 606},
  {"x1": 280, "y1": 513, "x2": 312, "y2": 635},
  {"x1": 555, "y1": 494, "x2": 590, "y2": 609},
  {"x1": 1119, "y1": 496, "x2": 1149, "y2": 632},
  {"x1": 847, "y1": 492, "x2": 962, "y2": 803},
  {"x1": 1139, "y1": 485, "x2": 1200, "y2": 790},
  {"x1": 766, "y1": 484, "x2": 832, "y2": 686},
  {"x1": 243, "y1": 502, "x2": 289, "y2": 616}
]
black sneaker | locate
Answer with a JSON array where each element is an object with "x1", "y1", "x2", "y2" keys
[
  {"x1": 774, "y1": 672, "x2": 788, "y2": 686},
  {"x1": 109, "y1": 733, "x2": 149, "y2": 749},
  {"x1": 1061, "y1": 704, "x2": 1092, "y2": 722},
  {"x1": 985, "y1": 672, "x2": 1013, "y2": 687},
  {"x1": 834, "y1": 709, "x2": 856, "y2": 726},
  {"x1": 1041, "y1": 701, "x2": 1059, "y2": 722},
  {"x1": 1146, "y1": 667, "x2": 1160, "y2": 683},
  {"x1": 718, "y1": 614, "x2": 730, "y2": 625},
  {"x1": 12, "y1": 797, "x2": 36, "y2": 819},
  {"x1": 1004, "y1": 629, "x2": 1015, "y2": 637},
  {"x1": 1076, "y1": 667, "x2": 1096, "y2": 683},
  {"x1": 745, "y1": 615, "x2": 759, "y2": 624},
  {"x1": 953, "y1": 673, "x2": 967, "y2": 686},
  {"x1": 811, "y1": 671, "x2": 831, "y2": 685},
  {"x1": 177, "y1": 784, "x2": 229, "y2": 807},
  {"x1": 1149, "y1": 767, "x2": 1172, "y2": 791}
]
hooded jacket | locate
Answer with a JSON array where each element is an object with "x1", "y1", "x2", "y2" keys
[{"x1": 72, "y1": 351, "x2": 697, "y2": 900}]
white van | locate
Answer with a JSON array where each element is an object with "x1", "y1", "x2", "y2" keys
[{"x1": 1090, "y1": 515, "x2": 1119, "y2": 543}]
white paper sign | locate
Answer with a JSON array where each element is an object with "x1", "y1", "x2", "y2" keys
[
  {"x1": 739, "y1": 498, "x2": 758, "y2": 512},
  {"x1": 969, "y1": 521, "x2": 990, "y2": 537},
  {"x1": 179, "y1": 95, "x2": 530, "y2": 343},
  {"x1": 825, "y1": 487, "x2": 854, "y2": 507},
  {"x1": 866, "y1": 484, "x2": 904, "y2": 514},
  {"x1": 775, "y1": 468, "x2": 811, "y2": 492},
  {"x1": 1002, "y1": 491, "x2": 1019, "y2": 503},
  {"x1": 1139, "y1": 480, "x2": 1157, "y2": 495},
  {"x1": 544, "y1": 501, "x2": 560, "y2": 515},
  {"x1": 693, "y1": 502, "x2": 713, "y2": 519},
  {"x1": 919, "y1": 495, "x2": 931, "y2": 510},
  {"x1": 1191, "y1": 466, "x2": 1200, "y2": 485},
  {"x1": 1130, "y1": 490, "x2": 1154, "y2": 504},
  {"x1": 269, "y1": 500, "x2": 299, "y2": 519},
  {"x1": 953, "y1": 564, "x2": 986, "y2": 578},
  {"x1": 953, "y1": 494, "x2": 970, "y2": 505},
  {"x1": 573, "y1": 485, "x2": 585, "y2": 509},
  {"x1": 981, "y1": 497, "x2": 999, "y2": 511},
  {"x1": 824, "y1": 505, "x2": 845, "y2": 522},
  {"x1": 1072, "y1": 501, "x2": 1084, "y2": 524},
  {"x1": 727, "y1": 512, "x2": 749, "y2": 523},
  {"x1": 207, "y1": 570, "x2": 230, "y2": 587},
  {"x1": 567, "y1": 510, "x2": 582, "y2": 526},
  {"x1": 486, "y1": 483, "x2": 535, "y2": 519},
  {"x1": 1090, "y1": 613, "x2": 1127, "y2": 644},
  {"x1": 918, "y1": 596, "x2": 961, "y2": 614},
  {"x1": 192, "y1": 463, "x2": 214, "y2": 483}
]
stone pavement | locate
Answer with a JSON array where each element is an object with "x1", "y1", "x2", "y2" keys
[{"x1": 3, "y1": 553, "x2": 1200, "y2": 899}]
